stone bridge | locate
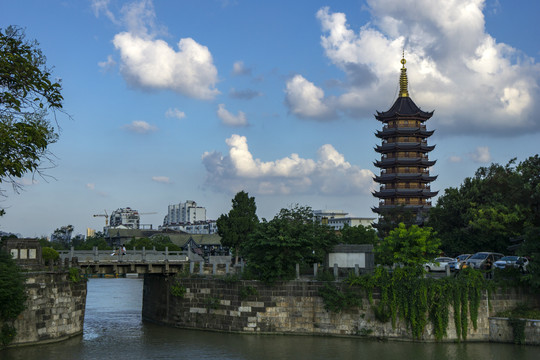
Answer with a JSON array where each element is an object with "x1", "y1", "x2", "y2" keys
[{"x1": 58, "y1": 247, "x2": 194, "y2": 275}]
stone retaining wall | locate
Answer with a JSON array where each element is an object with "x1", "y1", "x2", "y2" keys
[
  {"x1": 489, "y1": 318, "x2": 540, "y2": 345},
  {"x1": 142, "y1": 275, "x2": 539, "y2": 343},
  {"x1": 1, "y1": 271, "x2": 87, "y2": 347}
]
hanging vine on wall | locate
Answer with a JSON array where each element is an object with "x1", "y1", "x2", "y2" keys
[{"x1": 321, "y1": 266, "x2": 491, "y2": 341}]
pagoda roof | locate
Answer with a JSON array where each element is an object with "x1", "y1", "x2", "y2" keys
[
  {"x1": 375, "y1": 143, "x2": 435, "y2": 153},
  {"x1": 373, "y1": 189, "x2": 439, "y2": 198},
  {"x1": 375, "y1": 96, "x2": 434, "y2": 121},
  {"x1": 372, "y1": 204, "x2": 432, "y2": 214},
  {"x1": 374, "y1": 158, "x2": 436, "y2": 168},
  {"x1": 374, "y1": 173, "x2": 438, "y2": 183},
  {"x1": 375, "y1": 127, "x2": 435, "y2": 138}
]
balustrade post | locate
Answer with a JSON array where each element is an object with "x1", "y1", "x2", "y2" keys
[
  {"x1": 333, "y1": 263, "x2": 339, "y2": 279},
  {"x1": 296, "y1": 263, "x2": 300, "y2": 280},
  {"x1": 199, "y1": 261, "x2": 204, "y2": 275},
  {"x1": 190, "y1": 261, "x2": 194, "y2": 274},
  {"x1": 212, "y1": 263, "x2": 216, "y2": 275},
  {"x1": 94, "y1": 246, "x2": 98, "y2": 262},
  {"x1": 165, "y1": 247, "x2": 169, "y2": 261},
  {"x1": 355, "y1": 264, "x2": 359, "y2": 276},
  {"x1": 313, "y1": 263, "x2": 318, "y2": 278},
  {"x1": 70, "y1": 246, "x2": 74, "y2": 261},
  {"x1": 142, "y1": 247, "x2": 146, "y2": 262},
  {"x1": 226, "y1": 263, "x2": 230, "y2": 275}
]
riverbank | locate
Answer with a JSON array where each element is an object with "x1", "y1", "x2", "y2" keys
[{"x1": 142, "y1": 275, "x2": 540, "y2": 344}]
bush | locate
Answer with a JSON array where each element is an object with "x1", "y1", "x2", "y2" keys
[{"x1": 42, "y1": 247, "x2": 59, "y2": 265}]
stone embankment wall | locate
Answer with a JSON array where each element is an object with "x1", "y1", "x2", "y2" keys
[
  {"x1": 142, "y1": 275, "x2": 540, "y2": 343},
  {"x1": 1, "y1": 272, "x2": 87, "y2": 347}
]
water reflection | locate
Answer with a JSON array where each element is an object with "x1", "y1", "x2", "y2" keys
[{"x1": 1, "y1": 278, "x2": 536, "y2": 360}]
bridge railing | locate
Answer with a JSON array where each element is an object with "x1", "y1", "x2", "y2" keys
[{"x1": 58, "y1": 247, "x2": 189, "y2": 263}]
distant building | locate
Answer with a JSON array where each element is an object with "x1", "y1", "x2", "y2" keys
[
  {"x1": 161, "y1": 200, "x2": 217, "y2": 234},
  {"x1": 109, "y1": 207, "x2": 140, "y2": 229},
  {"x1": 312, "y1": 209, "x2": 375, "y2": 230},
  {"x1": 326, "y1": 217, "x2": 376, "y2": 231}
]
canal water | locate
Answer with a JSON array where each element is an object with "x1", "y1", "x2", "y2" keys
[{"x1": 2, "y1": 278, "x2": 536, "y2": 360}]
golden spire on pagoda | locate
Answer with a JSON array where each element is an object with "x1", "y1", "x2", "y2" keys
[{"x1": 399, "y1": 52, "x2": 409, "y2": 97}]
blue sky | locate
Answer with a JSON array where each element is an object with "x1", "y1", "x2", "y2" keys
[{"x1": 1, "y1": 0, "x2": 539, "y2": 238}]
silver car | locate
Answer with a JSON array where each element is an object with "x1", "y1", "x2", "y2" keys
[{"x1": 463, "y1": 252, "x2": 504, "y2": 270}]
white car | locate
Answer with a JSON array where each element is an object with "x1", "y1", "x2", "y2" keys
[{"x1": 424, "y1": 257, "x2": 456, "y2": 272}]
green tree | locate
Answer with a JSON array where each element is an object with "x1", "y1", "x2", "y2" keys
[
  {"x1": 428, "y1": 156, "x2": 539, "y2": 254},
  {"x1": 376, "y1": 223, "x2": 441, "y2": 269},
  {"x1": 217, "y1": 191, "x2": 259, "y2": 264},
  {"x1": 242, "y1": 205, "x2": 338, "y2": 284},
  {"x1": 339, "y1": 224, "x2": 379, "y2": 245},
  {"x1": 1, "y1": 26, "x2": 64, "y2": 213},
  {"x1": 0, "y1": 250, "x2": 27, "y2": 321}
]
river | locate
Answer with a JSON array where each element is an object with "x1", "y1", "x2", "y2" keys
[{"x1": 1, "y1": 278, "x2": 536, "y2": 360}]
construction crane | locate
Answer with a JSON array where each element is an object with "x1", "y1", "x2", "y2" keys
[{"x1": 93, "y1": 210, "x2": 109, "y2": 226}]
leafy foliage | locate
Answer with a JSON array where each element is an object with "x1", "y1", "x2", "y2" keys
[
  {"x1": 242, "y1": 205, "x2": 338, "y2": 284},
  {"x1": 0, "y1": 250, "x2": 26, "y2": 321},
  {"x1": 319, "y1": 283, "x2": 362, "y2": 313},
  {"x1": 41, "y1": 247, "x2": 59, "y2": 265},
  {"x1": 429, "y1": 156, "x2": 540, "y2": 255},
  {"x1": 375, "y1": 223, "x2": 441, "y2": 268},
  {"x1": 341, "y1": 266, "x2": 490, "y2": 341},
  {"x1": 0, "y1": 26, "x2": 64, "y2": 208},
  {"x1": 217, "y1": 191, "x2": 259, "y2": 263},
  {"x1": 128, "y1": 235, "x2": 181, "y2": 251},
  {"x1": 338, "y1": 224, "x2": 379, "y2": 245}
]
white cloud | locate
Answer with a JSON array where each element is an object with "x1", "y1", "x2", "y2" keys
[
  {"x1": 448, "y1": 156, "x2": 462, "y2": 163},
  {"x1": 152, "y1": 176, "x2": 171, "y2": 184},
  {"x1": 217, "y1": 104, "x2": 248, "y2": 127},
  {"x1": 284, "y1": 75, "x2": 336, "y2": 120},
  {"x1": 98, "y1": 55, "x2": 116, "y2": 71},
  {"x1": 165, "y1": 108, "x2": 186, "y2": 120},
  {"x1": 91, "y1": 0, "x2": 118, "y2": 24},
  {"x1": 123, "y1": 120, "x2": 157, "y2": 134},
  {"x1": 16, "y1": 178, "x2": 38, "y2": 186},
  {"x1": 470, "y1": 146, "x2": 491, "y2": 163},
  {"x1": 109, "y1": 0, "x2": 219, "y2": 100},
  {"x1": 232, "y1": 61, "x2": 252, "y2": 76},
  {"x1": 309, "y1": 2, "x2": 540, "y2": 135},
  {"x1": 86, "y1": 183, "x2": 96, "y2": 190},
  {"x1": 202, "y1": 134, "x2": 374, "y2": 195}
]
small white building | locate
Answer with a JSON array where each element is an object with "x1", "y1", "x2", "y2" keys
[{"x1": 312, "y1": 209, "x2": 375, "y2": 230}]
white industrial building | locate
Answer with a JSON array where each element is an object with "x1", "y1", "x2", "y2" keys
[{"x1": 161, "y1": 200, "x2": 217, "y2": 234}]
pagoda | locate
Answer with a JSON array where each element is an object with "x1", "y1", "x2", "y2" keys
[{"x1": 372, "y1": 55, "x2": 438, "y2": 228}]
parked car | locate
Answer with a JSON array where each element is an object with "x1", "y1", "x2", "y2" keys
[
  {"x1": 494, "y1": 256, "x2": 529, "y2": 272},
  {"x1": 463, "y1": 252, "x2": 504, "y2": 270},
  {"x1": 424, "y1": 257, "x2": 456, "y2": 272},
  {"x1": 451, "y1": 254, "x2": 472, "y2": 271}
]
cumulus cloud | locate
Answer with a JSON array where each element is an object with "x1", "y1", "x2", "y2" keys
[
  {"x1": 285, "y1": 75, "x2": 336, "y2": 120},
  {"x1": 165, "y1": 108, "x2": 186, "y2": 120},
  {"x1": 306, "y1": 2, "x2": 540, "y2": 135},
  {"x1": 86, "y1": 183, "x2": 96, "y2": 190},
  {"x1": 123, "y1": 120, "x2": 157, "y2": 134},
  {"x1": 217, "y1": 104, "x2": 248, "y2": 127},
  {"x1": 106, "y1": 0, "x2": 219, "y2": 100},
  {"x1": 152, "y1": 176, "x2": 171, "y2": 184},
  {"x1": 202, "y1": 134, "x2": 374, "y2": 195},
  {"x1": 470, "y1": 146, "x2": 491, "y2": 163}
]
